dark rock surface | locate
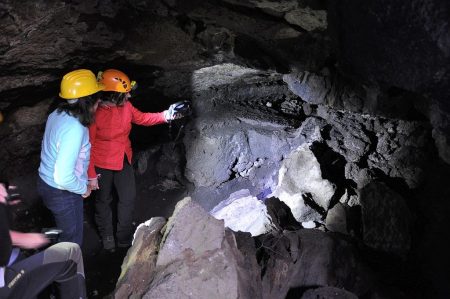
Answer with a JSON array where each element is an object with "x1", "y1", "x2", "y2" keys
[
  {"x1": 115, "y1": 217, "x2": 166, "y2": 298},
  {"x1": 328, "y1": 0, "x2": 450, "y2": 163},
  {"x1": 300, "y1": 286, "x2": 358, "y2": 299},
  {"x1": 258, "y1": 229, "x2": 372, "y2": 298},
  {"x1": 328, "y1": 0, "x2": 450, "y2": 100},
  {"x1": 360, "y1": 182, "x2": 412, "y2": 258},
  {"x1": 140, "y1": 197, "x2": 262, "y2": 299},
  {"x1": 0, "y1": 0, "x2": 449, "y2": 298},
  {"x1": 117, "y1": 197, "x2": 375, "y2": 299}
]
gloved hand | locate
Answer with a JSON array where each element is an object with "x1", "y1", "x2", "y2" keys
[
  {"x1": 163, "y1": 105, "x2": 176, "y2": 122},
  {"x1": 164, "y1": 101, "x2": 190, "y2": 122}
]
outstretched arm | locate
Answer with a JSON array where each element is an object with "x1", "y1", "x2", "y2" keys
[{"x1": 130, "y1": 102, "x2": 167, "y2": 126}]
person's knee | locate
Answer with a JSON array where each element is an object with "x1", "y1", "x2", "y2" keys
[{"x1": 43, "y1": 242, "x2": 84, "y2": 275}]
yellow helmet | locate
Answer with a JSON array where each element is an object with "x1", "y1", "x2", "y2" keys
[{"x1": 59, "y1": 69, "x2": 104, "y2": 99}]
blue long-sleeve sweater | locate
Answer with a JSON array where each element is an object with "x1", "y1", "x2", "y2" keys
[{"x1": 38, "y1": 110, "x2": 90, "y2": 195}]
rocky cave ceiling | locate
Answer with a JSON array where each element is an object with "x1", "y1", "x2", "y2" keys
[{"x1": 0, "y1": 0, "x2": 449, "y2": 298}]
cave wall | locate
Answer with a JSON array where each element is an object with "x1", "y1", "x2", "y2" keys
[
  {"x1": 328, "y1": 0, "x2": 450, "y2": 163},
  {"x1": 0, "y1": 0, "x2": 449, "y2": 297},
  {"x1": 1, "y1": 0, "x2": 448, "y2": 176}
]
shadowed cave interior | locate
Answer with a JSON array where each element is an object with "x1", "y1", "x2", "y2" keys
[{"x1": 0, "y1": 0, "x2": 449, "y2": 298}]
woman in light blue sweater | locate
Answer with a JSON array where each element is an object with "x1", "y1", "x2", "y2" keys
[{"x1": 37, "y1": 69, "x2": 103, "y2": 246}]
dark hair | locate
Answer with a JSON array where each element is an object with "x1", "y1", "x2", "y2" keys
[
  {"x1": 57, "y1": 95, "x2": 99, "y2": 126},
  {"x1": 102, "y1": 91, "x2": 127, "y2": 106}
]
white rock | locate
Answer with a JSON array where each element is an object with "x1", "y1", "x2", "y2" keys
[
  {"x1": 210, "y1": 190, "x2": 274, "y2": 236},
  {"x1": 273, "y1": 144, "x2": 335, "y2": 222},
  {"x1": 302, "y1": 221, "x2": 316, "y2": 229}
]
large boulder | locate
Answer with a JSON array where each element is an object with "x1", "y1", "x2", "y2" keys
[
  {"x1": 183, "y1": 64, "x2": 306, "y2": 209},
  {"x1": 144, "y1": 197, "x2": 262, "y2": 299},
  {"x1": 273, "y1": 144, "x2": 336, "y2": 222}
]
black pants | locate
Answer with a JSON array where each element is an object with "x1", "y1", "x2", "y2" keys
[
  {"x1": 95, "y1": 160, "x2": 136, "y2": 245},
  {"x1": 0, "y1": 242, "x2": 86, "y2": 299}
]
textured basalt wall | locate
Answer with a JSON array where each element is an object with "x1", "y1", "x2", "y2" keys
[{"x1": 0, "y1": 0, "x2": 449, "y2": 297}]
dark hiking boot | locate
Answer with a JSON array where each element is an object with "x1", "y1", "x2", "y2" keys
[{"x1": 102, "y1": 236, "x2": 116, "y2": 252}]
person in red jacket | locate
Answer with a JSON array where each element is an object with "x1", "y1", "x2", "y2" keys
[{"x1": 88, "y1": 69, "x2": 183, "y2": 251}]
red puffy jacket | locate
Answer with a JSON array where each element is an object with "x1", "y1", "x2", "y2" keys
[{"x1": 88, "y1": 101, "x2": 166, "y2": 179}]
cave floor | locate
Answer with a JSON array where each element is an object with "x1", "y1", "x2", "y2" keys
[{"x1": 81, "y1": 184, "x2": 186, "y2": 298}]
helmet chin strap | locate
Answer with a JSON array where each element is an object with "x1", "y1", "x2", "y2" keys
[{"x1": 67, "y1": 99, "x2": 79, "y2": 104}]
